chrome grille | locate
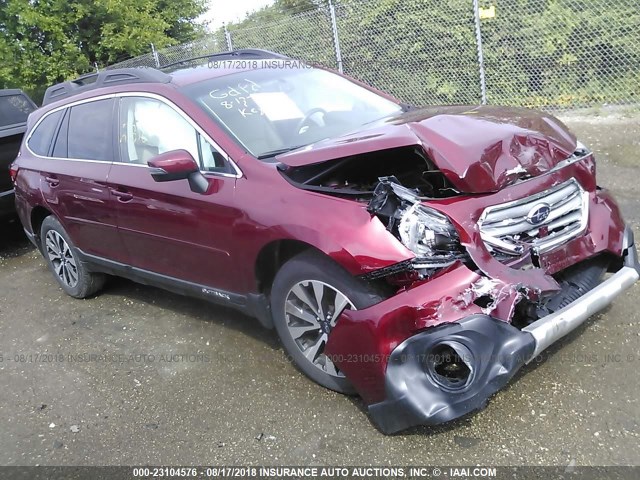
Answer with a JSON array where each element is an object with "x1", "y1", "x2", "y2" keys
[{"x1": 478, "y1": 179, "x2": 588, "y2": 257}]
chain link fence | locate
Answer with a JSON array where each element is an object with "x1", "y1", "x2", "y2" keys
[{"x1": 109, "y1": 0, "x2": 640, "y2": 111}]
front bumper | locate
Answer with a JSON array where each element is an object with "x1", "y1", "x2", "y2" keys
[{"x1": 367, "y1": 228, "x2": 639, "y2": 433}]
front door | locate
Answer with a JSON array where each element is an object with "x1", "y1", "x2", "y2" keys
[{"x1": 108, "y1": 95, "x2": 241, "y2": 292}]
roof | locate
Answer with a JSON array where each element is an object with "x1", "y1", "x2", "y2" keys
[{"x1": 42, "y1": 49, "x2": 291, "y2": 106}]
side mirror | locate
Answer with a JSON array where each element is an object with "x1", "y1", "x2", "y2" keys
[
  {"x1": 147, "y1": 150, "x2": 199, "y2": 182},
  {"x1": 147, "y1": 150, "x2": 209, "y2": 194}
]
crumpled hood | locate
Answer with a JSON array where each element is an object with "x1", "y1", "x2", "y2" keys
[{"x1": 277, "y1": 105, "x2": 577, "y2": 193}]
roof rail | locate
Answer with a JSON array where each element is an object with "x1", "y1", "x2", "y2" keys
[
  {"x1": 160, "y1": 49, "x2": 290, "y2": 70},
  {"x1": 42, "y1": 68, "x2": 171, "y2": 106}
]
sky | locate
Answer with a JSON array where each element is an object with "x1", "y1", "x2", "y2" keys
[{"x1": 199, "y1": 0, "x2": 276, "y2": 30}]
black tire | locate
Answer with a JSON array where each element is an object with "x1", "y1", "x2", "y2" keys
[
  {"x1": 40, "y1": 216, "x2": 106, "y2": 299},
  {"x1": 271, "y1": 250, "x2": 383, "y2": 394}
]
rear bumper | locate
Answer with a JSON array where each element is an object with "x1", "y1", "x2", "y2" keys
[{"x1": 367, "y1": 227, "x2": 639, "y2": 434}]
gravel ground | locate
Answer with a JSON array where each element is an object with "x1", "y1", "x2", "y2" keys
[{"x1": 0, "y1": 114, "x2": 639, "y2": 467}]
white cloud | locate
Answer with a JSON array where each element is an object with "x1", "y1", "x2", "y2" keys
[{"x1": 199, "y1": 0, "x2": 276, "y2": 30}]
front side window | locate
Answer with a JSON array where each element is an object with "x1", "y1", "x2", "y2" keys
[
  {"x1": 181, "y1": 65, "x2": 402, "y2": 159},
  {"x1": 118, "y1": 97, "x2": 229, "y2": 172},
  {"x1": 67, "y1": 99, "x2": 115, "y2": 161}
]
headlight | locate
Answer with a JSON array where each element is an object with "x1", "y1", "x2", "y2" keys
[
  {"x1": 398, "y1": 203, "x2": 461, "y2": 262},
  {"x1": 366, "y1": 176, "x2": 466, "y2": 271}
]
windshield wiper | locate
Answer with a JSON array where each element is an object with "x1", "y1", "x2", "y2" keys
[{"x1": 257, "y1": 145, "x2": 306, "y2": 160}]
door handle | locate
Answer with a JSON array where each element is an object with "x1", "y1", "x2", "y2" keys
[
  {"x1": 110, "y1": 188, "x2": 133, "y2": 202},
  {"x1": 45, "y1": 176, "x2": 59, "y2": 187}
]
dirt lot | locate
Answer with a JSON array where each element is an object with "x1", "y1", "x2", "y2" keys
[{"x1": 0, "y1": 114, "x2": 639, "y2": 467}]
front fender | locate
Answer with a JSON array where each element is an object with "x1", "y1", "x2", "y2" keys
[
  {"x1": 276, "y1": 216, "x2": 413, "y2": 276},
  {"x1": 233, "y1": 169, "x2": 415, "y2": 292}
]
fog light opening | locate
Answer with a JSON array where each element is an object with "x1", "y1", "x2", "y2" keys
[{"x1": 427, "y1": 342, "x2": 473, "y2": 391}]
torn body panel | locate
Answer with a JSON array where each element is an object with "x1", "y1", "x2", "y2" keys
[
  {"x1": 326, "y1": 261, "x2": 500, "y2": 404},
  {"x1": 363, "y1": 247, "x2": 638, "y2": 434}
]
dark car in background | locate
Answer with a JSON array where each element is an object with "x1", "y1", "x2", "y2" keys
[
  {"x1": 0, "y1": 89, "x2": 37, "y2": 217},
  {"x1": 10, "y1": 50, "x2": 640, "y2": 433}
]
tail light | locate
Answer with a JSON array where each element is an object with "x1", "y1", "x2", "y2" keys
[{"x1": 9, "y1": 164, "x2": 19, "y2": 185}]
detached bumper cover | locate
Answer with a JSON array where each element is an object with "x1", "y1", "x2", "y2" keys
[
  {"x1": 367, "y1": 227, "x2": 639, "y2": 433},
  {"x1": 369, "y1": 315, "x2": 535, "y2": 434}
]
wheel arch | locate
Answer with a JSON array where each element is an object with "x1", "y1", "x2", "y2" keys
[
  {"x1": 254, "y1": 239, "x2": 320, "y2": 294},
  {"x1": 30, "y1": 204, "x2": 53, "y2": 249},
  {"x1": 252, "y1": 220, "x2": 409, "y2": 296}
]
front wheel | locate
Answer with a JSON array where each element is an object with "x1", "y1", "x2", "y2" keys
[
  {"x1": 40, "y1": 216, "x2": 106, "y2": 298},
  {"x1": 270, "y1": 250, "x2": 383, "y2": 394}
]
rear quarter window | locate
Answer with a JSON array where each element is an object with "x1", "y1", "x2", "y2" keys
[{"x1": 28, "y1": 110, "x2": 64, "y2": 156}]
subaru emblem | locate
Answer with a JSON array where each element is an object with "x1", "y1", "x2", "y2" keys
[{"x1": 527, "y1": 203, "x2": 551, "y2": 225}]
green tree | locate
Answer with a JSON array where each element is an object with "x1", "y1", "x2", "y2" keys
[{"x1": 0, "y1": 0, "x2": 206, "y2": 101}]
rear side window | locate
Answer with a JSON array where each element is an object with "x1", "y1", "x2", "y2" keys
[
  {"x1": 0, "y1": 94, "x2": 35, "y2": 128},
  {"x1": 67, "y1": 99, "x2": 115, "y2": 161},
  {"x1": 28, "y1": 110, "x2": 64, "y2": 156}
]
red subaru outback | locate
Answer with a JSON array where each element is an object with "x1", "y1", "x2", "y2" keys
[{"x1": 11, "y1": 50, "x2": 639, "y2": 433}]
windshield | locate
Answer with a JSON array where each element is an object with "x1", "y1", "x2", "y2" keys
[{"x1": 181, "y1": 66, "x2": 402, "y2": 158}]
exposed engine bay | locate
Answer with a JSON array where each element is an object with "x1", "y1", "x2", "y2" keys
[
  {"x1": 279, "y1": 145, "x2": 459, "y2": 199},
  {"x1": 279, "y1": 141, "x2": 630, "y2": 323}
]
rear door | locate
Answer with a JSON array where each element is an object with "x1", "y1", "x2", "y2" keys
[
  {"x1": 108, "y1": 94, "x2": 241, "y2": 292},
  {"x1": 31, "y1": 97, "x2": 126, "y2": 262}
]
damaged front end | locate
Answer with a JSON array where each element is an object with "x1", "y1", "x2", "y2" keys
[
  {"x1": 326, "y1": 176, "x2": 640, "y2": 433},
  {"x1": 277, "y1": 109, "x2": 640, "y2": 434}
]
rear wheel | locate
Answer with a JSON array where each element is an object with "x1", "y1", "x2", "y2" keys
[
  {"x1": 40, "y1": 216, "x2": 106, "y2": 298},
  {"x1": 270, "y1": 250, "x2": 383, "y2": 394}
]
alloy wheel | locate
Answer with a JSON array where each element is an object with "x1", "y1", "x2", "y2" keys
[
  {"x1": 284, "y1": 280, "x2": 355, "y2": 378},
  {"x1": 45, "y1": 230, "x2": 79, "y2": 288}
]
